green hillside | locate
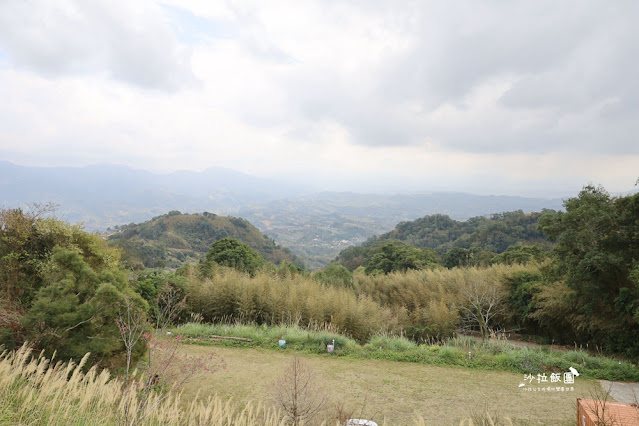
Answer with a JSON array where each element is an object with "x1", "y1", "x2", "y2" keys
[
  {"x1": 107, "y1": 211, "x2": 304, "y2": 269},
  {"x1": 335, "y1": 210, "x2": 553, "y2": 269}
]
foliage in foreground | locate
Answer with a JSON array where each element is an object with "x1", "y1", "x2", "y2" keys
[
  {"x1": 353, "y1": 265, "x2": 530, "y2": 340},
  {"x1": 537, "y1": 185, "x2": 639, "y2": 358},
  {"x1": 179, "y1": 262, "x2": 540, "y2": 344},
  {"x1": 0, "y1": 206, "x2": 146, "y2": 368},
  {"x1": 0, "y1": 344, "x2": 285, "y2": 426}
]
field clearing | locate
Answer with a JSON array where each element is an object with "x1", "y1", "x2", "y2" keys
[{"x1": 180, "y1": 345, "x2": 598, "y2": 425}]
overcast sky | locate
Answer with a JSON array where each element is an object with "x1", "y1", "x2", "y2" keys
[{"x1": 1, "y1": 0, "x2": 637, "y2": 197}]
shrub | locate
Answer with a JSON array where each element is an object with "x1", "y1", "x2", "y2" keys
[{"x1": 368, "y1": 335, "x2": 416, "y2": 352}]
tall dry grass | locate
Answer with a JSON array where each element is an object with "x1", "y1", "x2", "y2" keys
[
  {"x1": 182, "y1": 265, "x2": 533, "y2": 343},
  {"x1": 354, "y1": 265, "x2": 530, "y2": 338},
  {"x1": 0, "y1": 344, "x2": 285, "y2": 425},
  {"x1": 185, "y1": 270, "x2": 397, "y2": 342}
]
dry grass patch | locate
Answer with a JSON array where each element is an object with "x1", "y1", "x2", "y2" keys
[
  {"x1": 0, "y1": 344, "x2": 285, "y2": 425},
  {"x1": 181, "y1": 345, "x2": 595, "y2": 425}
]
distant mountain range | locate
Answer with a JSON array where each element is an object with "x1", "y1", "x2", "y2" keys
[
  {"x1": 0, "y1": 161, "x2": 309, "y2": 228},
  {"x1": 238, "y1": 192, "x2": 564, "y2": 268},
  {"x1": 0, "y1": 162, "x2": 565, "y2": 269}
]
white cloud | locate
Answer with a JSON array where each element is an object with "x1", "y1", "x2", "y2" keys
[
  {"x1": 0, "y1": 0, "x2": 637, "y2": 196},
  {"x1": 0, "y1": 0, "x2": 197, "y2": 90}
]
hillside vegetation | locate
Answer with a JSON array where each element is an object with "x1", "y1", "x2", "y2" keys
[
  {"x1": 372, "y1": 210, "x2": 551, "y2": 252},
  {"x1": 108, "y1": 211, "x2": 304, "y2": 270},
  {"x1": 1, "y1": 185, "x2": 639, "y2": 425},
  {"x1": 3, "y1": 186, "x2": 638, "y2": 366},
  {"x1": 242, "y1": 192, "x2": 562, "y2": 269},
  {"x1": 335, "y1": 210, "x2": 553, "y2": 270},
  {"x1": 1, "y1": 162, "x2": 563, "y2": 269}
]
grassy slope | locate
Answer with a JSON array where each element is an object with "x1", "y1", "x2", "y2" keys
[{"x1": 180, "y1": 344, "x2": 593, "y2": 425}]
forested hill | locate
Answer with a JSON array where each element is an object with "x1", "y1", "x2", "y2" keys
[
  {"x1": 334, "y1": 210, "x2": 553, "y2": 268},
  {"x1": 107, "y1": 211, "x2": 304, "y2": 269},
  {"x1": 374, "y1": 210, "x2": 551, "y2": 253}
]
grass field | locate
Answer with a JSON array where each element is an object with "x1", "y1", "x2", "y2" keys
[
  {"x1": 180, "y1": 344, "x2": 599, "y2": 425},
  {"x1": 174, "y1": 323, "x2": 639, "y2": 382}
]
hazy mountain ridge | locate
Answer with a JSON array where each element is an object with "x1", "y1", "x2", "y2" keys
[
  {"x1": 0, "y1": 162, "x2": 564, "y2": 269},
  {"x1": 240, "y1": 192, "x2": 564, "y2": 269},
  {"x1": 0, "y1": 161, "x2": 309, "y2": 228}
]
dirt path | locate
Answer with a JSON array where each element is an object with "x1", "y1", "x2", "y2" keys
[{"x1": 600, "y1": 380, "x2": 639, "y2": 404}]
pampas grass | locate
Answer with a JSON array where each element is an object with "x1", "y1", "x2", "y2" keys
[{"x1": 0, "y1": 344, "x2": 285, "y2": 425}]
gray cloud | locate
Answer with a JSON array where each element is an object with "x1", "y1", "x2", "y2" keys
[
  {"x1": 0, "y1": 0, "x2": 637, "y2": 196},
  {"x1": 249, "y1": 0, "x2": 639, "y2": 154},
  {"x1": 0, "y1": 0, "x2": 197, "y2": 90}
]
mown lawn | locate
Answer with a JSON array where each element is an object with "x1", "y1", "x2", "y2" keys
[{"x1": 180, "y1": 345, "x2": 598, "y2": 425}]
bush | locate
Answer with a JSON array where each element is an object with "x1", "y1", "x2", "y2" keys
[
  {"x1": 202, "y1": 238, "x2": 266, "y2": 277},
  {"x1": 368, "y1": 335, "x2": 416, "y2": 352}
]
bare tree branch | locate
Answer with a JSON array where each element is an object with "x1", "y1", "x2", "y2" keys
[
  {"x1": 65, "y1": 315, "x2": 96, "y2": 332},
  {"x1": 272, "y1": 356, "x2": 328, "y2": 425},
  {"x1": 458, "y1": 275, "x2": 507, "y2": 340}
]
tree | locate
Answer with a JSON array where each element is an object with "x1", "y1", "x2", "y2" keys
[
  {"x1": 276, "y1": 260, "x2": 307, "y2": 278},
  {"x1": 0, "y1": 206, "x2": 145, "y2": 367},
  {"x1": 442, "y1": 248, "x2": 471, "y2": 268},
  {"x1": 313, "y1": 264, "x2": 353, "y2": 288},
  {"x1": 202, "y1": 238, "x2": 266, "y2": 276},
  {"x1": 116, "y1": 296, "x2": 149, "y2": 383},
  {"x1": 491, "y1": 245, "x2": 547, "y2": 266},
  {"x1": 0, "y1": 203, "x2": 58, "y2": 304},
  {"x1": 23, "y1": 247, "x2": 146, "y2": 367},
  {"x1": 503, "y1": 269, "x2": 544, "y2": 332},
  {"x1": 442, "y1": 247, "x2": 494, "y2": 268},
  {"x1": 458, "y1": 272, "x2": 507, "y2": 340},
  {"x1": 271, "y1": 356, "x2": 328, "y2": 425},
  {"x1": 442, "y1": 247, "x2": 495, "y2": 269},
  {"x1": 133, "y1": 271, "x2": 188, "y2": 326},
  {"x1": 538, "y1": 185, "x2": 639, "y2": 356},
  {"x1": 335, "y1": 246, "x2": 367, "y2": 271},
  {"x1": 364, "y1": 240, "x2": 438, "y2": 275}
]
